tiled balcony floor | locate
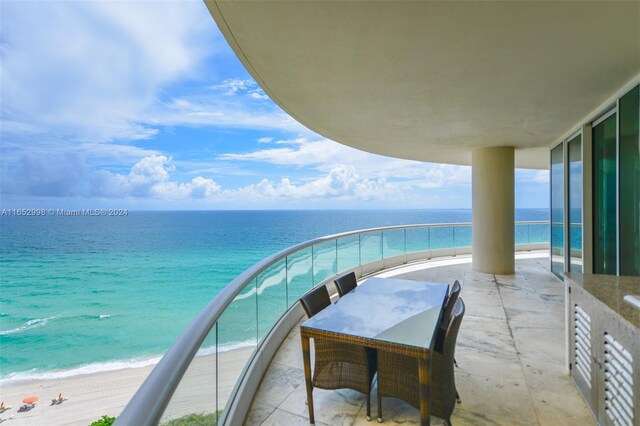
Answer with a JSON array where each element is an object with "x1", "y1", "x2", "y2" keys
[{"x1": 245, "y1": 253, "x2": 594, "y2": 426}]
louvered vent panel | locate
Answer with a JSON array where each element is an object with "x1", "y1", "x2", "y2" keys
[
  {"x1": 604, "y1": 332, "x2": 634, "y2": 425},
  {"x1": 574, "y1": 304, "x2": 592, "y2": 387}
]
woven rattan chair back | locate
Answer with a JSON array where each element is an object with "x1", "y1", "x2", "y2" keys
[
  {"x1": 377, "y1": 298, "x2": 465, "y2": 425},
  {"x1": 434, "y1": 280, "x2": 461, "y2": 353},
  {"x1": 334, "y1": 272, "x2": 358, "y2": 297},
  {"x1": 300, "y1": 285, "x2": 331, "y2": 318},
  {"x1": 299, "y1": 284, "x2": 377, "y2": 419}
]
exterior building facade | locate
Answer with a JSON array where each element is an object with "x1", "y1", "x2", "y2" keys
[{"x1": 551, "y1": 82, "x2": 639, "y2": 279}]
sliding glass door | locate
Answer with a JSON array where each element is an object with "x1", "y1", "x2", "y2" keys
[
  {"x1": 550, "y1": 143, "x2": 564, "y2": 278},
  {"x1": 567, "y1": 134, "x2": 582, "y2": 272},
  {"x1": 618, "y1": 85, "x2": 639, "y2": 276},
  {"x1": 593, "y1": 113, "x2": 617, "y2": 275}
]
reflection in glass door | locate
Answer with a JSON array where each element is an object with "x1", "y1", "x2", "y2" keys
[
  {"x1": 618, "y1": 85, "x2": 639, "y2": 276},
  {"x1": 551, "y1": 143, "x2": 564, "y2": 277},
  {"x1": 593, "y1": 113, "x2": 617, "y2": 275},
  {"x1": 567, "y1": 134, "x2": 582, "y2": 272}
]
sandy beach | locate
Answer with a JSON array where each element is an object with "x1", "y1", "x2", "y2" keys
[{"x1": 0, "y1": 347, "x2": 254, "y2": 426}]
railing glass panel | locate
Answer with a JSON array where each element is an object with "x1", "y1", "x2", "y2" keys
[
  {"x1": 430, "y1": 226, "x2": 454, "y2": 250},
  {"x1": 217, "y1": 284, "x2": 259, "y2": 422},
  {"x1": 515, "y1": 222, "x2": 551, "y2": 245},
  {"x1": 406, "y1": 227, "x2": 431, "y2": 254},
  {"x1": 257, "y1": 260, "x2": 287, "y2": 341},
  {"x1": 515, "y1": 222, "x2": 529, "y2": 244},
  {"x1": 382, "y1": 229, "x2": 406, "y2": 258},
  {"x1": 336, "y1": 235, "x2": 359, "y2": 273},
  {"x1": 286, "y1": 248, "x2": 313, "y2": 307},
  {"x1": 312, "y1": 240, "x2": 337, "y2": 285},
  {"x1": 360, "y1": 232, "x2": 383, "y2": 264},
  {"x1": 159, "y1": 324, "x2": 219, "y2": 425},
  {"x1": 453, "y1": 225, "x2": 472, "y2": 248},
  {"x1": 218, "y1": 284, "x2": 258, "y2": 351}
]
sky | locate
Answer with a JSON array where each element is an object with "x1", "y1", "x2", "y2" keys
[{"x1": 0, "y1": 1, "x2": 549, "y2": 210}]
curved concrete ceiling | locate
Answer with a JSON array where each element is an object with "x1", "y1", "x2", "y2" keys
[{"x1": 206, "y1": 1, "x2": 639, "y2": 169}]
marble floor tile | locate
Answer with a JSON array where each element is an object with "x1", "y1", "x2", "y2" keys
[
  {"x1": 279, "y1": 384, "x2": 365, "y2": 426},
  {"x1": 503, "y1": 306, "x2": 560, "y2": 329},
  {"x1": 457, "y1": 328, "x2": 519, "y2": 360},
  {"x1": 451, "y1": 406, "x2": 532, "y2": 426},
  {"x1": 252, "y1": 363, "x2": 304, "y2": 408},
  {"x1": 271, "y1": 332, "x2": 304, "y2": 368},
  {"x1": 464, "y1": 298, "x2": 508, "y2": 321},
  {"x1": 454, "y1": 372, "x2": 538, "y2": 425},
  {"x1": 244, "y1": 256, "x2": 595, "y2": 426},
  {"x1": 460, "y1": 314, "x2": 513, "y2": 336},
  {"x1": 455, "y1": 352, "x2": 525, "y2": 382},
  {"x1": 245, "y1": 402, "x2": 276, "y2": 425},
  {"x1": 353, "y1": 395, "x2": 446, "y2": 426},
  {"x1": 260, "y1": 408, "x2": 331, "y2": 426},
  {"x1": 528, "y1": 387, "x2": 593, "y2": 426},
  {"x1": 509, "y1": 327, "x2": 563, "y2": 350}
]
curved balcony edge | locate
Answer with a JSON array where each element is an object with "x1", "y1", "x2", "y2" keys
[{"x1": 116, "y1": 222, "x2": 549, "y2": 426}]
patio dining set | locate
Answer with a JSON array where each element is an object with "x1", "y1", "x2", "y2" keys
[{"x1": 298, "y1": 272, "x2": 465, "y2": 426}]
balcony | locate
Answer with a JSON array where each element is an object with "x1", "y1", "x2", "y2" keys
[
  {"x1": 246, "y1": 254, "x2": 592, "y2": 425},
  {"x1": 117, "y1": 222, "x2": 597, "y2": 425}
]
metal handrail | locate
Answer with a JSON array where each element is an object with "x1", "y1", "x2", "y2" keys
[{"x1": 116, "y1": 221, "x2": 548, "y2": 425}]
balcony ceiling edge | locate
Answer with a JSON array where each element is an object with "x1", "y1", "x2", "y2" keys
[{"x1": 205, "y1": 1, "x2": 639, "y2": 170}]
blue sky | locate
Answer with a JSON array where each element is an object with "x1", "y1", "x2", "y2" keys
[{"x1": 0, "y1": 1, "x2": 548, "y2": 210}]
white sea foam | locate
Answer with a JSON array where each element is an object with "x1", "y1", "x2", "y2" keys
[
  {"x1": 0, "y1": 316, "x2": 57, "y2": 336},
  {"x1": 0, "y1": 313, "x2": 112, "y2": 335},
  {"x1": 0, "y1": 340, "x2": 256, "y2": 386},
  {"x1": 0, "y1": 355, "x2": 163, "y2": 386},
  {"x1": 195, "y1": 340, "x2": 255, "y2": 358},
  {"x1": 218, "y1": 340, "x2": 256, "y2": 353}
]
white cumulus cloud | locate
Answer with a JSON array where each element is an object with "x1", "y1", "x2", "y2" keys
[
  {"x1": 1, "y1": 1, "x2": 216, "y2": 142},
  {"x1": 228, "y1": 166, "x2": 396, "y2": 201},
  {"x1": 3, "y1": 154, "x2": 401, "y2": 204},
  {"x1": 3, "y1": 154, "x2": 222, "y2": 201},
  {"x1": 219, "y1": 137, "x2": 472, "y2": 188}
]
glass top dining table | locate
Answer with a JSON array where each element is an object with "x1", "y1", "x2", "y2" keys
[{"x1": 300, "y1": 277, "x2": 449, "y2": 426}]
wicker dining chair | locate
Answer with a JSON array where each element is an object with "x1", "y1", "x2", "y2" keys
[
  {"x1": 434, "y1": 280, "x2": 461, "y2": 354},
  {"x1": 376, "y1": 298, "x2": 465, "y2": 426},
  {"x1": 299, "y1": 285, "x2": 377, "y2": 419},
  {"x1": 334, "y1": 272, "x2": 358, "y2": 297}
]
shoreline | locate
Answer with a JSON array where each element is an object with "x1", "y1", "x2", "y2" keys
[
  {"x1": 0, "y1": 346, "x2": 254, "y2": 426},
  {"x1": 0, "y1": 340, "x2": 256, "y2": 387}
]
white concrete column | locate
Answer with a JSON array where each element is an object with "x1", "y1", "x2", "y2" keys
[{"x1": 472, "y1": 147, "x2": 515, "y2": 274}]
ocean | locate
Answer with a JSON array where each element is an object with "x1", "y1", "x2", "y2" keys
[{"x1": 0, "y1": 209, "x2": 548, "y2": 384}]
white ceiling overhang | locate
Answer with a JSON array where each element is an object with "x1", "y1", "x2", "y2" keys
[{"x1": 205, "y1": 1, "x2": 640, "y2": 169}]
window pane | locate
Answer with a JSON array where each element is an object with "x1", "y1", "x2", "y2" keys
[
  {"x1": 619, "y1": 85, "x2": 639, "y2": 276},
  {"x1": 568, "y1": 134, "x2": 582, "y2": 273},
  {"x1": 551, "y1": 143, "x2": 564, "y2": 277},
  {"x1": 593, "y1": 113, "x2": 617, "y2": 275}
]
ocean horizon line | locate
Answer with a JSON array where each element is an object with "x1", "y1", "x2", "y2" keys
[{"x1": 1, "y1": 207, "x2": 549, "y2": 213}]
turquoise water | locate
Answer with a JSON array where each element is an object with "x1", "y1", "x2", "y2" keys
[{"x1": 0, "y1": 210, "x2": 548, "y2": 383}]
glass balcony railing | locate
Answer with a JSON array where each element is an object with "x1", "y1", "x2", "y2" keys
[{"x1": 116, "y1": 221, "x2": 548, "y2": 426}]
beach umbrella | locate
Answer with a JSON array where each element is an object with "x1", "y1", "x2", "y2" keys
[{"x1": 22, "y1": 396, "x2": 38, "y2": 404}]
